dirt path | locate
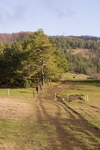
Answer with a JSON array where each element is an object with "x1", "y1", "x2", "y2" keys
[{"x1": 35, "y1": 83, "x2": 100, "y2": 150}]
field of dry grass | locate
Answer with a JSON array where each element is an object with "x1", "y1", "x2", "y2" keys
[{"x1": 67, "y1": 48, "x2": 97, "y2": 58}]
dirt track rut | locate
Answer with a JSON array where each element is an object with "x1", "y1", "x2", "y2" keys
[{"x1": 34, "y1": 84, "x2": 100, "y2": 150}]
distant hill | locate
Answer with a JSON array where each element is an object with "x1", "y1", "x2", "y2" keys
[
  {"x1": 0, "y1": 31, "x2": 100, "y2": 45},
  {"x1": 0, "y1": 31, "x2": 34, "y2": 44},
  {"x1": 68, "y1": 35, "x2": 100, "y2": 41}
]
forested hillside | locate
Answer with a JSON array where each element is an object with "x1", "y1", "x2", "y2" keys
[
  {"x1": 0, "y1": 30, "x2": 68, "y2": 87},
  {"x1": 68, "y1": 35, "x2": 100, "y2": 41},
  {"x1": 0, "y1": 31, "x2": 100, "y2": 87},
  {"x1": 51, "y1": 36, "x2": 100, "y2": 76}
]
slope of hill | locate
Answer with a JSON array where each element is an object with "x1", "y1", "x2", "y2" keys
[
  {"x1": 0, "y1": 31, "x2": 34, "y2": 44},
  {"x1": 51, "y1": 36, "x2": 100, "y2": 75}
]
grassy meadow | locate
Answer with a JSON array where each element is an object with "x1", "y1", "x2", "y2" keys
[
  {"x1": 0, "y1": 72, "x2": 100, "y2": 149},
  {"x1": 0, "y1": 88, "x2": 35, "y2": 97},
  {"x1": 59, "y1": 72, "x2": 100, "y2": 129}
]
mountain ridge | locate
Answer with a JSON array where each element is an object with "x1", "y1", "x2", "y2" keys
[
  {"x1": 0, "y1": 31, "x2": 100, "y2": 45},
  {"x1": 0, "y1": 31, "x2": 34, "y2": 44}
]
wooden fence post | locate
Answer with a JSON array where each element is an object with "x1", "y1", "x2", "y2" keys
[
  {"x1": 8, "y1": 89, "x2": 9, "y2": 96},
  {"x1": 85, "y1": 95, "x2": 86, "y2": 101},
  {"x1": 67, "y1": 94, "x2": 69, "y2": 100},
  {"x1": 87, "y1": 95, "x2": 88, "y2": 101},
  {"x1": 33, "y1": 90, "x2": 34, "y2": 98},
  {"x1": 55, "y1": 92, "x2": 56, "y2": 100},
  {"x1": 85, "y1": 95, "x2": 89, "y2": 101}
]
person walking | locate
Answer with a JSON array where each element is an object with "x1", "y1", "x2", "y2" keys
[
  {"x1": 40, "y1": 85, "x2": 43, "y2": 93},
  {"x1": 36, "y1": 85, "x2": 40, "y2": 93}
]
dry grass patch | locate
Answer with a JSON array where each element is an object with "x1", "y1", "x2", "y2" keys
[
  {"x1": 0, "y1": 97, "x2": 34, "y2": 120},
  {"x1": 71, "y1": 48, "x2": 96, "y2": 58}
]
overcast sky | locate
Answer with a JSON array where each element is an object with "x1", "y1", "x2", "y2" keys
[{"x1": 0, "y1": 0, "x2": 100, "y2": 36}]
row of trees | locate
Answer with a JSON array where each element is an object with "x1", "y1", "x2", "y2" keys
[{"x1": 0, "y1": 30, "x2": 69, "y2": 87}]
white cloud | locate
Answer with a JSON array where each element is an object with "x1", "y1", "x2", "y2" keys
[
  {"x1": 7, "y1": 5, "x2": 26, "y2": 21},
  {"x1": 0, "y1": 4, "x2": 27, "y2": 25},
  {"x1": 40, "y1": 0, "x2": 75, "y2": 23}
]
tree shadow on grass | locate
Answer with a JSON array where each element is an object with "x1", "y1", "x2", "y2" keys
[
  {"x1": 62, "y1": 79, "x2": 100, "y2": 87},
  {"x1": 19, "y1": 91, "x2": 27, "y2": 93}
]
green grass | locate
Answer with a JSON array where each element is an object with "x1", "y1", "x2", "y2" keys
[
  {"x1": 0, "y1": 88, "x2": 38, "y2": 97},
  {"x1": 0, "y1": 118, "x2": 49, "y2": 150},
  {"x1": 58, "y1": 72, "x2": 100, "y2": 130},
  {"x1": 59, "y1": 74, "x2": 100, "y2": 102},
  {"x1": 61, "y1": 72, "x2": 88, "y2": 80}
]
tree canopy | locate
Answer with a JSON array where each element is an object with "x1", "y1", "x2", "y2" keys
[{"x1": 0, "y1": 30, "x2": 69, "y2": 87}]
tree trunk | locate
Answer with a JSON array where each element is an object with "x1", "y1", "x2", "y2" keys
[{"x1": 42, "y1": 59, "x2": 44, "y2": 86}]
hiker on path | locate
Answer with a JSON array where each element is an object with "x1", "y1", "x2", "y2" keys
[
  {"x1": 40, "y1": 85, "x2": 44, "y2": 93},
  {"x1": 36, "y1": 85, "x2": 40, "y2": 93}
]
